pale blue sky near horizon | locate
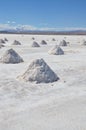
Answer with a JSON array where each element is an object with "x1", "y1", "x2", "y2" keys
[{"x1": 0, "y1": 0, "x2": 86, "y2": 30}]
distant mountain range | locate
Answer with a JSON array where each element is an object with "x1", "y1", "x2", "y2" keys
[{"x1": 0, "y1": 29, "x2": 86, "y2": 35}]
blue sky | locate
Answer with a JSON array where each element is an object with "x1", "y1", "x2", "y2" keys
[{"x1": 0, "y1": 0, "x2": 86, "y2": 30}]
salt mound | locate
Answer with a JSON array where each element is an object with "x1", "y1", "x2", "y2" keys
[
  {"x1": 52, "y1": 38, "x2": 56, "y2": 41},
  {"x1": 32, "y1": 37, "x2": 35, "y2": 40},
  {"x1": 18, "y1": 58, "x2": 59, "y2": 83},
  {"x1": 40, "y1": 40, "x2": 47, "y2": 45},
  {"x1": 48, "y1": 45, "x2": 64, "y2": 55},
  {"x1": 59, "y1": 40, "x2": 67, "y2": 46},
  {"x1": 4, "y1": 38, "x2": 8, "y2": 42},
  {"x1": 0, "y1": 39, "x2": 5, "y2": 44},
  {"x1": 0, "y1": 48, "x2": 24, "y2": 64},
  {"x1": 0, "y1": 44, "x2": 5, "y2": 48},
  {"x1": 83, "y1": 41, "x2": 86, "y2": 45},
  {"x1": 31, "y1": 41, "x2": 40, "y2": 47},
  {"x1": 12, "y1": 40, "x2": 21, "y2": 45}
]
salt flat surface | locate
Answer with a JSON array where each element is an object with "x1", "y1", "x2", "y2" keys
[{"x1": 0, "y1": 34, "x2": 86, "y2": 130}]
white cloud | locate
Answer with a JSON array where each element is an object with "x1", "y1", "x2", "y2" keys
[
  {"x1": 39, "y1": 27, "x2": 86, "y2": 31},
  {"x1": 7, "y1": 21, "x2": 16, "y2": 24},
  {"x1": 0, "y1": 23, "x2": 86, "y2": 31},
  {"x1": 39, "y1": 27, "x2": 57, "y2": 31},
  {"x1": 12, "y1": 21, "x2": 16, "y2": 24},
  {"x1": 62, "y1": 27, "x2": 86, "y2": 31},
  {"x1": 18, "y1": 25, "x2": 37, "y2": 30},
  {"x1": 0, "y1": 24, "x2": 16, "y2": 30},
  {"x1": 0, "y1": 24, "x2": 36, "y2": 31},
  {"x1": 7, "y1": 21, "x2": 10, "y2": 24}
]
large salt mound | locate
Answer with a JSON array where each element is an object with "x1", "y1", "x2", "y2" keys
[
  {"x1": 48, "y1": 45, "x2": 64, "y2": 55},
  {"x1": 18, "y1": 58, "x2": 59, "y2": 83},
  {"x1": 40, "y1": 40, "x2": 47, "y2": 45},
  {"x1": 0, "y1": 48, "x2": 24, "y2": 64},
  {"x1": 4, "y1": 38, "x2": 8, "y2": 42},
  {"x1": 59, "y1": 40, "x2": 67, "y2": 46},
  {"x1": 0, "y1": 39, "x2": 5, "y2": 44},
  {"x1": 52, "y1": 38, "x2": 56, "y2": 41},
  {"x1": 32, "y1": 37, "x2": 35, "y2": 40},
  {"x1": 83, "y1": 41, "x2": 86, "y2": 45},
  {"x1": 0, "y1": 44, "x2": 5, "y2": 48},
  {"x1": 12, "y1": 40, "x2": 21, "y2": 45},
  {"x1": 31, "y1": 41, "x2": 40, "y2": 47}
]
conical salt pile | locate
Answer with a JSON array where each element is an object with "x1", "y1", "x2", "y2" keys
[
  {"x1": 0, "y1": 44, "x2": 5, "y2": 48},
  {"x1": 83, "y1": 41, "x2": 86, "y2": 45},
  {"x1": 0, "y1": 39, "x2": 5, "y2": 44},
  {"x1": 59, "y1": 40, "x2": 67, "y2": 46},
  {"x1": 31, "y1": 41, "x2": 40, "y2": 47},
  {"x1": 32, "y1": 37, "x2": 35, "y2": 40},
  {"x1": 48, "y1": 45, "x2": 64, "y2": 55},
  {"x1": 4, "y1": 38, "x2": 8, "y2": 42},
  {"x1": 0, "y1": 48, "x2": 24, "y2": 64},
  {"x1": 52, "y1": 38, "x2": 56, "y2": 41},
  {"x1": 18, "y1": 58, "x2": 59, "y2": 83},
  {"x1": 40, "y1": 40, "x2": 47, "y2": 45},
  {"x1": 12, "y1": 40, "x2": 21, "y2": 45}
]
